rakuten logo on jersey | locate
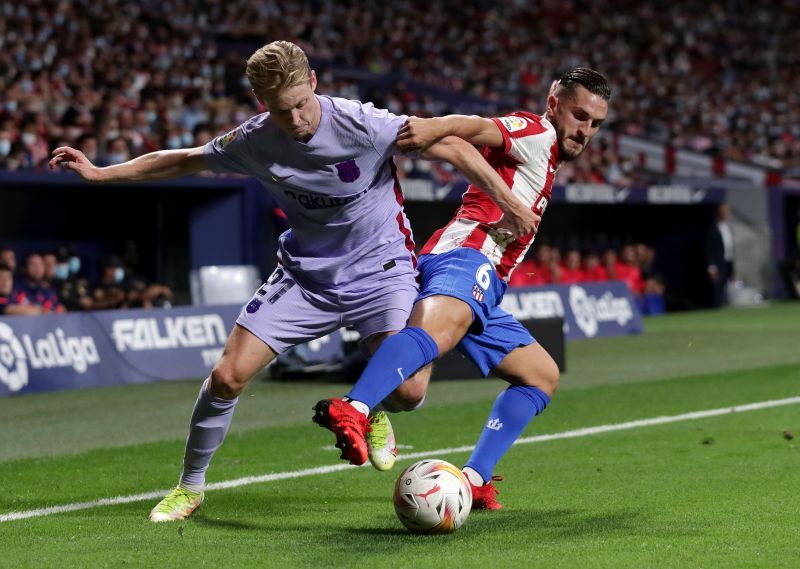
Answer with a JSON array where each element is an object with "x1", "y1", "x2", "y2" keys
[
  {"x1": 112, "y1": 315, "x2": 227, "y2": 352},
  {"x1": 569, "y1": 286, "x2": 634, "y2": 338},
  {"x1": 0, "y1": 322, "x2": 100, "y2": 391},
  {"x1": 283, "y1": 188, "x2": 369, "y2": 210}
]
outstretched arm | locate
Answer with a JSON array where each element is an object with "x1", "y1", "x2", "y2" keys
[
  {"x1": 421, "y1": 137, "x2": 539, "y2": 238},
  {"x1": 397, "y1": 116, "x2": 504, "y2": 152},
  {"x1": 49, "y1": 146, "x2": 207, "y2": 183}
]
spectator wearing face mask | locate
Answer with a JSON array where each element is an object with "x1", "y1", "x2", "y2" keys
[
  {"x1": 92, "y1": 254, "x2": 130, "y2": 310},
  {"x1": 66, "y1": 249, "x2": 82, "y2": 278},
  {"x1": 0, "y1": 127, "x2": 13, "y2": 168},
  {"x1": 52, "y1": 246, "x2": 94, "y2": 311},
  {"x1": 3, "y1": 141, "x2": 31, "y2": 171},
  {"x1": 18, "y1": 118, "x2": 51, "y2": 168},
  {"x1": 105, "y1": 137, "x2": 131, "y2": 166}
]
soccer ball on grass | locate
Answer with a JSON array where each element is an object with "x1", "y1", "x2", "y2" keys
[{"x1": 393, "y1": 459, "x2": 472, "y2": 534}]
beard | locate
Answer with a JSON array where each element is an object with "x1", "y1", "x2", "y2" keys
[
  {"x1": 550, "y1": 115, "x2": 588, "y2": 162},
  {"x1": 557, "y1": 136, "x2": 586, "y2": 162}
]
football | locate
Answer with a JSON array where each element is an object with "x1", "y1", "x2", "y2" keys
[{"x1": 393, "y1": 459, "x2": 472, "y2": 534}]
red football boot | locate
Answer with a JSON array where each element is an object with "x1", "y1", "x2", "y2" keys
[
  {"x1": 313, "y1": 398, "x2": 371, "y2": 465},
  {"x1": 469, "y1": 475, "x2": 504, "y2": 510}
]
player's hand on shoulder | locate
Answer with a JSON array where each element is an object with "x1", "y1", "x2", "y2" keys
[
  {"x1": 49, "y1": 146, "x2": 103, "y2": 182},
  {"x1": 490, "y1": 206, "x2": 541, "y2": 239},
  {"x1": 396, "y1": 117, "x2": 441, "y2": 153}
]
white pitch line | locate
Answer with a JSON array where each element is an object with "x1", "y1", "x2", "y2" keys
[{"x1": 2, "y1": 395, "x2": 799, "y2": 523}]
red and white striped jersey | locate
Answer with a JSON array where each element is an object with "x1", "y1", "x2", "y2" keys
[{"x1": 420, "y1": 111, "x2": 558, "y2": 282}]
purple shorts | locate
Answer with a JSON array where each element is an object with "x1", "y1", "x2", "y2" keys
[{"x1": 236, "y1": 265, "x2": 419, "y2": 354}]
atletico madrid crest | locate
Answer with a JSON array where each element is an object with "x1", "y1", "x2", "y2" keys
[{"x1": 472, "y1": 284, "x2": 485, "y2": 302}]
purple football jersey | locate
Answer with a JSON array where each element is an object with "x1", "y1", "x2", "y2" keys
[{"x1": 203, "y1": 96, "x2": 415, "y2": 293}]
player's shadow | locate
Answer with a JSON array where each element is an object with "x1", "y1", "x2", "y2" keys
[
  {"x1": 184, "y1": 490, "x2": 388, "y2": 532},
  {"x1": 346, "y1": 507, "x2": 691, "y2": 541},
  {"x1": 191, "y1": 514, "x2": 266, "y2": 531},
  {"x1": 358, "y1": 527, "x2": 424, "y2": 537}
]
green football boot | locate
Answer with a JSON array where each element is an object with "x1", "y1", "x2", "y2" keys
[
  {"x1": 149, "y1": 486, "x2": 204, "y2": 522},
  {"x1": 367, "y1": 411, "x2": 398, "y2": 471}
]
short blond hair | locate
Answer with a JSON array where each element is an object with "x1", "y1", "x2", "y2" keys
[{"x1": 246, "y1": 41, "x2": 312, "y2": 96}]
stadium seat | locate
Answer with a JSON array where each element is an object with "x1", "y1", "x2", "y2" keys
[{"x1": 190, "y1": 265, "x2": 261, "y2": 306}]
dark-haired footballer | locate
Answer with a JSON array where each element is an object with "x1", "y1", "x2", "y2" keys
[{"x1": 315, "y1": 68, "x2": 611, "y2": 510}]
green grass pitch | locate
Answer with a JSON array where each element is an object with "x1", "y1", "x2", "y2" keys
[{"x1": 1, "y1": 304, "x2": 799, "y2": 568}]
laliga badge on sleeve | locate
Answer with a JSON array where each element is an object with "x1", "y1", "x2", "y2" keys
[{"x1": 498, "y1": 116, "x2": 528, "y2": 132}]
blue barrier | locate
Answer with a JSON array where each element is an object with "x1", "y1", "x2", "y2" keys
[
  {"x1": 0, "y1": 281, "x2": 641, "y2": 396},
  {"x1": 501, "y1": 282, "x2": 643, "y2": 339},
  {"x1": 0, "y1": 305, "x2": 240, "y2": 396}
]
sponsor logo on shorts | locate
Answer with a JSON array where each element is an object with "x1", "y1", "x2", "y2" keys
[
  {"x1": 267, "y1": 279, "x2": 295, "y2": 304},
  {"x1": 335, "y1": 159, "x2": 360, "y2": 183},
  {"x1": 266, "y1": 267, "x2": 284, "y2": 285},
  {"x1": 246, "y1": 298, "x2": 263, "y2": 314}
]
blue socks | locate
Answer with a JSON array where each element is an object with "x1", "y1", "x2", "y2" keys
[
  {"x1": 347, "y1": 327, "x2": 551, "y2": 484},
  {"x1": 465, "y1": 385, "x2": 551, "y2": 483},
  {"x1": 346, "y1": 327, "x2": 439, "y2": 410}
]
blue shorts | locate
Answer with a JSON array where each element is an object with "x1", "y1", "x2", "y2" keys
[{"x1": 417, "y1": 248, "x2": 535, "y2": 376}]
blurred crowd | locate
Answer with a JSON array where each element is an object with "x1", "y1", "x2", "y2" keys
[
  {"x1": 394, "y1": 136, "x2": 658, "y2": 189},
  {"x1": 0, "y1": 245, "x2": 172, "y2": 316},
  {"x1": 0, "y1": 0, "x2": 797, "y2": 174},
  {"x1": 508, "y1": 242, "x2": 666, "y2": 315}
]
